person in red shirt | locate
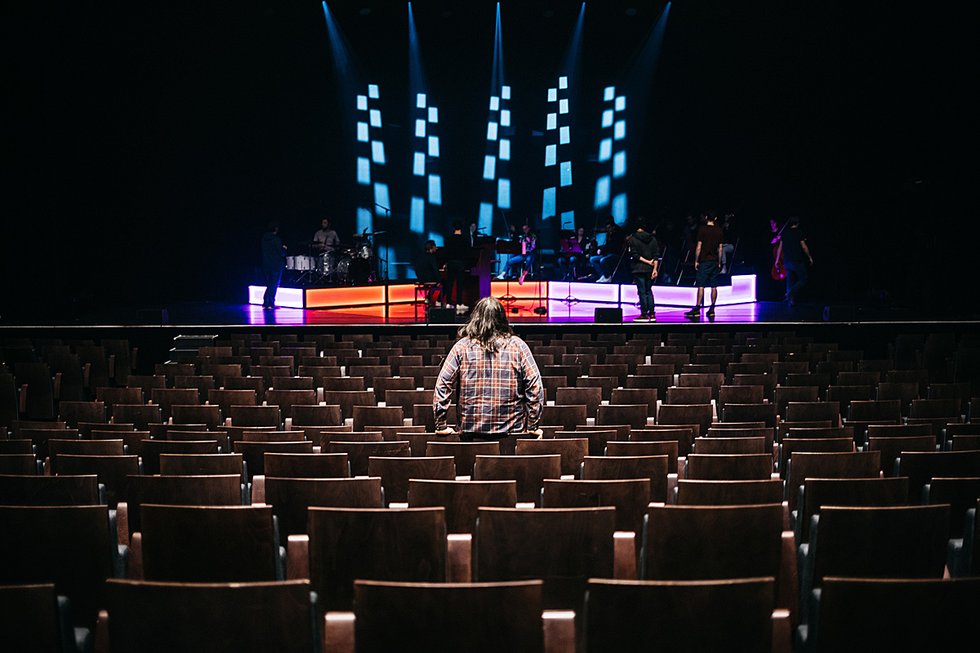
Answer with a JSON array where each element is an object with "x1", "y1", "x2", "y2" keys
[
  {"x1": 685, "y1": 211, "x2": 724, "y2": 319},
  {"x1": 433, "y1": 296, "x2": 543, "y2": 440}
]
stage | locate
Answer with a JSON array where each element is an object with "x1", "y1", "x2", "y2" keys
[{"x1": 245, "y1": 275, "x2": 762, "y2": 324}]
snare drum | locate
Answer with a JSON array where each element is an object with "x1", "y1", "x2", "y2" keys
[{"x1": 357, "y1": 245, "x2": 373, "y2": 260}]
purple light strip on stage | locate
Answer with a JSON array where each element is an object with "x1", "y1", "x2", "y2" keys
[{"x1": 248, "y1": 286, "x2": 305, "y2": 309}]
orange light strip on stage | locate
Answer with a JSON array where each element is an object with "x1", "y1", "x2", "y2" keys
[
  {"x1": 305, "y1": 285, "x2": 386, "y2": 309},
  {"x1": 387, "y1": 284, "x2": 421, "y2": 303},
  {"x1": 490, "y1": 281, "x2": 549, "y2": 301}
]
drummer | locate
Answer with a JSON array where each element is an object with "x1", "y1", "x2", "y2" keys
[{"x1": 312, "y1": 218, "x2": 341, "y2": 254}]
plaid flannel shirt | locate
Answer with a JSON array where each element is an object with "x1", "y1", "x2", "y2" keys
[{"x1": 433, "y1": 335, "x2": 543, "y2": 435}]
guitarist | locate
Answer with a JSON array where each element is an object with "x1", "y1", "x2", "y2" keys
[{"x1": 775, "y1": 216, "x2": 814, "y2": 307}]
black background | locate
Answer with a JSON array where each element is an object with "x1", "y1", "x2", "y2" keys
[{"x1": 4, "y1": 0, "x2": 976, "y2": 319}]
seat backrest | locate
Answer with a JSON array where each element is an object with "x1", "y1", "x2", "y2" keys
[
  {"x1": 263, "y1": 452, "x2": 349, "y2": 479},
  {"x1": 232, "y1": 440, "x2": 313, "y2": 479},
  {"x1": 122, "y1": 474, "x2": 243, "y2": 534},
  {"x1": 407, "y1": 479, "x2": 518, "y2": 534},
  {"x1": 807, "y1": 577, "x2": 980, "y2": 652},
  {"x1": 158, "y1": 453, "x2": 244, "y2": 478},
  {"x1": 686, "y1": 453, "x2": 774, "y2": 481},
  {"x1": 786, "y1": 451, "x2": 881, "y2": 513},
  {"x1": 472, "y1": 455, "x2": 562, "y2": 505},
  {"x1": 425, "y1": 440, "x2": 500, "y2": 477},
  {"x1": 0, "y1": 473, "x2": 101, "y2": 506},
  {"x1": 896, "y1": 449, "x2": 980, "y2": 501},
  {"x1": 675, "y1": 479, "x2": 784, "y2": 505},
  {"x1": 264, "y1": 476, "x2": 383, "y2": 536},
  {"x1": 779, "y1": 437, "x2": 855, "y2": 478},
  {"x1": 0, "y1": 505, "x2": 114, "y2": 626},
  {"x1": 323, "y1": 441, "x2": 411, "y2": 476},
  {"x1": 604, "y1": 440, "x2": 678, "y2": 474},
  {"x1": 542, "y1": 478, "x2": 650, "y2": 532},
  {"x1": 925, "y1": 477, "x2": 980, "y2": 538},
  {"x1": 656, "y1": 404, "x2": 712, "y2": 440},
  {"x1": 103, "y1": 579, "x2": 315, "y2": 653},
  {"x1": 56, "y1": 454, "x2": 139, "y2": 507},
  {"x1": 367, "y1": 456, "x2": 456, "y2": 504},
  {"x1": 642, "y1": 503, "x2": 783, "y2": 581},
  {"x1": 597, "y1": 404, "x2": 648, "y2": 429},
  {"x1": 354, "y1": 580, "x2": 544, "y2": 653},
  {"x1": 585, "y1": 577, "x2": 776, "y2": 653},
  {"x1": 351, "y1": 405, "x2": 404, "y2": 431},
  {"x1": 308, "y1": 507, "x2": 447, "y2": 612},
  {"x1": 140, "y1": 505, "x2": 277, "y2": 582},
  {"x1": 631, "y1": 426, "x2": 696, "y2": 457},
  {"x1": 514, "y1": 438, "x2": 589, "y2": 477},
  {"x1": 693, "y1": 436, "x2": 768, "y2": 455},
  {"x1": 582, "y1": 455, "x2": 669, "y2": 503},
  {"x1": 798, "y1": 476, "x2": 910, "y2": 542},
  {"x1": 473, "y1": 506, "x2": 615, "y2": 609}
]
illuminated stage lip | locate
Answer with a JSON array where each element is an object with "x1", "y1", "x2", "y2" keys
[{"x1": 247, "y1": 275, "x2": 756, "y2": 312}]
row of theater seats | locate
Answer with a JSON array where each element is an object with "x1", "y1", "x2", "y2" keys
[{"x1": 2, "y1": 329, "x2": 979, "y2": 652}]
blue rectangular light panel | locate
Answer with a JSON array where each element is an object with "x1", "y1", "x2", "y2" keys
[
  {"x1": 428, "y1": 107, "x2": 439, "y2": 123},
  {"x1": 369, "y1": 109, "x2": 382, "y2": 128},
  {"x1": 357, "y1": 95, "x2": 368, "y2": 111},
  {"x1": 559, "y1": 76, "x2": 568, "y2": 90},
  {"x1": 547, "y1": 113, "x2": 557, "y2": 130},
  {"x1": 487, "y1": 122, "x2": 498, "y2": 141},
  {"x1": 613, "y1": 151, "x2": 626, "y2": 178},
  {"x1": 371, "y1": 141, "x2": 386, "y2": 165},
  {"x1": 559, "y1": 99, "x2": 569, "y2": 115},
  {"x1": 614, "y1": 120, "x2": 626, "y2": 140},
  {"x1": 499, "y1": 139, "x2": 511, "y2": 160},
  {"x1": 415, "y1": 119, "x2": 426, "y2": 138},
  {"x1": 559, "y1": 126, "x2": 570, "y2": 145},
  {"x1": 416, "y1": 93, "x2": 427, "y2": 109},
  {"x1": 560, "y1": 161, "x2": 572, "y2": 187},
  {"x1": 479, "y1": 202, "x2": 494, "y2": 233},
  {"x1": 428, "y1": 175, "x2": 442, "y2": 205},
  {"x1": 602, "y1": 110, "x2": 614, "y2": 128},
  {"x1": 357, "y1": 122, "x2": 369, "y2": 142},
  {"x1": 427, "y1": 136, "x2": 440, "y2": 157},
  {"x1": 500, "y1": 109, "x2": 511, "y2": 127},
  {"x1": 542, "y1": 186, "x2": 556, "y2": 219},
  {"x1": 373, "y1": 182, "x2": 390, "y2": 215},
  {"x1": 357, "y1": 157, "x2": 371, "y2": 185},
  {"x1": 548, "y1": 88, "x2": 557, "y2": 102},
  {"x1": 357, "y1": 207, "x2": 373, "y2": 234},
  {"x1": 598, "y1": 138, "x2": 612, "y2": 162},
  {"x1": 368, "y1": 84, "x2": 379, "y2": 99},
  {"x1": 594, "y1": 175, "x2": 610, "y2": 209},
  {"x1": 497, "y1": 178, "x2": 511, "y2": 209},
  {"x1": 604, "y1": 86, "x2": 615, "y2": 101},
  {"x1": 410, "y1": 196, "x2": 425, "y2": 233},
  {"x1": 502, "y1": 85, "x2": 511, "y2": 100},
  {"x1": 490, "y1": 96, "x2": 500, "y2": 111},
  {"x1": 413, "y1": 152, "x2": 425, "y2": 176},
  {"x1": 612, "y1": 193, "x2": 628, "y2": 224},
  {"x1": 545, "y1": 144, "x2": 557, "y2": 167},
  {"x1": 615, "y1": 96, "x2": 626, "y2": 111},
  {"x1": 483, "y1": 155, "x2": 496, "y2": 181}
]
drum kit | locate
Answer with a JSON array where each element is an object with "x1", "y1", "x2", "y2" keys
[{"x1": 285, "y1": 231, "x2": 384, "y2": 286}]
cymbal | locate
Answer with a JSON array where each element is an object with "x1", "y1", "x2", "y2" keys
[{"x1": 354, "y1": 232, "x2": 386, "y2": 237}]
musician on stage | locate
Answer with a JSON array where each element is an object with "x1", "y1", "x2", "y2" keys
[
  {"x1": 412, "y1": 240, "x2": 442, "y2": 307},
  {"x1": 557, "y1": 226, "x2": 592, "y2": 281},
  {"x1": 590, "y1": 219, "x2": 626, "y2": 283},
  {"x1": 495, "y1": 223, "x2": 520, "y2": 279},
  {"x1": 312, "y1": 218, "x2": 341, "y2": 254},
  {"x1": 502, "y1": 223, "x2": 538, "y2": 283},
  {"x1": 443, "y1": 221, "x2": 470, "y2": 311},
  {"x1": 260, "y1": 221, "x2": 287, "y2": 309}
]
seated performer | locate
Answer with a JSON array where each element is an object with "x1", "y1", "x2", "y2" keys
[
  {"x1": 503, "y1": 223, "x2": 538, "y2": 284},
  {"x1": 557, "y1": 226, "x2": 592, "y2": 281},
  {"x1": 413, "y1": 240, "x2": 442, "y2": 307}
]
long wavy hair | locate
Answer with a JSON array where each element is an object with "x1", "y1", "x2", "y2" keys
[{"x1": 458, "y1": 296, "x2": 514, "y2": 352}]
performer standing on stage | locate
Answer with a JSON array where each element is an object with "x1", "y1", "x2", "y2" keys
[
  {"x1": 443, "y1": 221, "x2": 470, "y2": 312},
  {"x1": 412, "y1": 240, "x2": 442, "y2": 307},
  {"x1": 590, "y1": 219, "x2": 625, "y2": 283},
  {"x1": 432, "y1": 296, "x2": 543, "y2": 440},
  {"x1": 776, "y1": 216, "x2": 814, "y2": 307},
  {"x1": 312, "y1": 218, "x2": 340, "y2": 254},
  {"x1": 684, "y1": 211, "x2": 724, "y2": 319},
  {"x1": 628, "y1": 217, "x2": 660, "y2": 322},
  {"x1": 260, "y1": 222, "x2": 287, "y2": 309}
]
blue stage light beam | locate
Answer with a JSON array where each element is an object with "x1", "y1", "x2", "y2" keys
[{"x1": 480, "y1": 2, "x2": 510, "y2": 246}]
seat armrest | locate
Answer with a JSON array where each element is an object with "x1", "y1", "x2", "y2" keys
[
  {"x1": 772, "y1": 609, "x2": 792, "y2": 653},
  {"x1": 614, "y1": 531, "x2": 637, "y2": 579},
  {"x1": 287, "y1": 534, "x2": 310, "y2": 580},
  {"x1": 543, "y1": 610, "x2": 576, "y2": 653},
  {"x1": 116, "y1": 502, "x2": 129, "y2": 546},
  {"x1": 129, "y1": 532, "x2": 144, "y2": 579},
  {"x1": 53, "y1": 373, "x2": 62, "y2": 401},
  {"x1": 677, "y1": 457, "x2": 686, "y2": 479},
  {"x1": 779, "y1": 530, "x2": 799, "y2": 627},
  {"x1": 94, "y1": 610, "x2": 110, "y2": 653},
  {"x1": 667, "y1": 473, "x2": 678, "y2": 503},
  {"x1": 324, "y1": 612, "x2": 355, "y2": 653},
  {"x1": 19, "y1": 384, "x2": 28, "y2": 413},
  {"x1": 252, "y1": 475, "x2": 266, "y2": 503},
  {"x1": 389, "y1": 502, "x2": 409, "y2": 509},
  {"x1": 447, "y1": 533, "x2": 472, "y2": 582}
]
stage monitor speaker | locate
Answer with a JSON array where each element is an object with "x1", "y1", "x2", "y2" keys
[
  {"x1": 427, "y1": 307, "x2": 458, "y2": 324},
  {"x1": 594, "y1": 307, "x2": 623, "y2": 323}
]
